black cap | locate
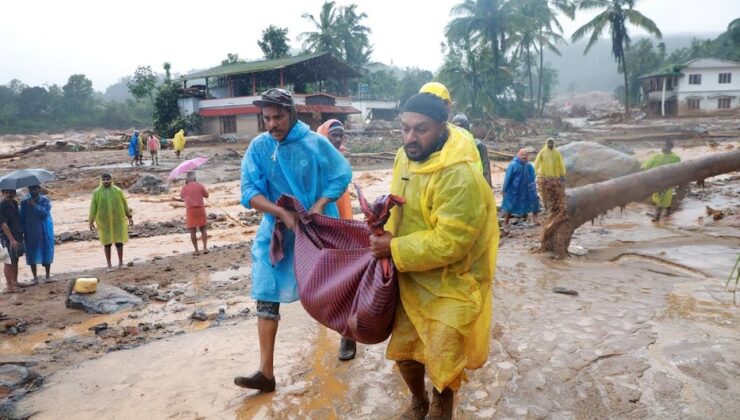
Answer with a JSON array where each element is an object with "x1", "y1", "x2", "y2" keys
[{"x1": 253, "y1": 88, "x2": 294, "y2": 109}]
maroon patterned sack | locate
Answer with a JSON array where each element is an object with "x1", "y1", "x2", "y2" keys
[{"x1": 270, "y1": 186, "x2": 404, "y2": 344}]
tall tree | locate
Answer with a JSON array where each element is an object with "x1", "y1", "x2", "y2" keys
[
  {"x1": 300, "y1": 1, "x2": 372, "y2": 68},
  {"x1": 63, "y1": 74, "x2": 94, "y2": 112},
  {"x1": 300, "y1": 1, "x2": 344, "y2": 58},
  {"x1": 571, "y1": 0, "x2": 661, "y2": 113},
  {"x1": 163, "y1": 62, "x2": 172, "y2": 83},
  {"x1": 127, "y1": 66, "x2": 158, "y2": 103},
  {"x1": 17, "y1": 86, "x2": 50, "y2": 118},
  {"x1": 258, "y1": 25, "x2": 291, "y2": 59}
]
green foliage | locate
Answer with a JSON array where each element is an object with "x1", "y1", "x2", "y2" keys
[
  {"x1": 163, "y1": 62, "x2": 172, "y2": 84},
  {"x1": 221, "y1": 53, "x2": 245, "y2": 66},
  {"x1": 258, "y1": 25, "x2": 291, "y2": 59},
  {"x1": 623, "y1": 38, "x2": 665, "y2": 105},
  {"x1": 359, "y1": 69, "x2": 399, "y2": 100},
  {"x1": 153, "y1": 82, "x2": 181, "y2": 137},
  {"x1": 300, "y1": 1, "x2": 372, "y2": 69},
  {"x1": 127, "y1": 66, "x2": 158, "y2": 103},
  {"x1": 398, "y1": 68, "x2": 434, "y2": 105},
  {"x1": 0, "y1": 75, "x2": 152, "y2": 134},
  {"x1": 63, "y1": 74, "x2": 94, "y2": 112}
]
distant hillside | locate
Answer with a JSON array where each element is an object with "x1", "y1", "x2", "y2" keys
[{"x1": 545, "y1": 33, "x2": 720, "y2": 94}]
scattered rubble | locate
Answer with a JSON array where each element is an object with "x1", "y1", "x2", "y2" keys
[
  {"x1": 66, "y1": 283, "x2": 144, "y2": 314},
  {"x1": 128, "y1": 174, "x2": 170, "y2": 195}
]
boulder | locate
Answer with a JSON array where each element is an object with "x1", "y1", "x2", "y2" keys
[
  {"x1": 66, "y1": 283, "x2": 144, "y2": 314},
  {"x1": 128, "y1": 174, "x2": 170, "y2": 195},
  {"x1": 559, "y1": 141, "x2": 641, "y2": 188},
  {"x1": 0, "y1": 365, "x2": 40, "y2": 397}
]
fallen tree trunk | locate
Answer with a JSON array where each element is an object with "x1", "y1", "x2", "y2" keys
[
  {"x1": 0, "y1": 142, "x2": 47, "y2": 160},
  {"x1": 542, "y1": 149, "x2": 740, "y2": 257}
]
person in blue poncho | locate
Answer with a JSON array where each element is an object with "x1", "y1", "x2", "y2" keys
[
  {"x1": 19, "y1": 185, "x2": 54, "y2": 283},
  {"x1": 234, "y1": 88, "x2": 352, "y2": 393},
  {"x1": 502, "y1": 148, "x2": 540, "y2": 229},
  {"x1": 128, "y1": 130, "x2": 139, "y2": 166}
]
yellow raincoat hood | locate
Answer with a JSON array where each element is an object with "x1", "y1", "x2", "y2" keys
[
  {"x1": 534, "y1": 140, "x2": 566, "y2": 177},
  {"x1": 385, "y1": 125, "x2": 499, "y2": 391}
]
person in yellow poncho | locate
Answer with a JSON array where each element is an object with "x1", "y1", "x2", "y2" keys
[
  {"x1": 173, "y1": 129, "x2": 186, "y2": 158},
  {"x1": 370, "y1": 93, "x2": 499, "y2": 419},
  {"x1": 89, "y1": 173, "x2": 133, "y2": 271},
  {"x1": 534, "y1": 138, "x2": 567, "y2": 212},
  {"x1": 642, "y1": 140, "x2": 681, "y2": 221},
  {"x1": 419, "y1": 82, "x2": 485, "y2": 176}
]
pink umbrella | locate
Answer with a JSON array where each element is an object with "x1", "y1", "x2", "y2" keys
[{"x1": 168, "y1": 156, "x2": 209, "y2": 180}]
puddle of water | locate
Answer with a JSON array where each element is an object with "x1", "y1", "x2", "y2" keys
[{"x1": 0, "y1": 311, "x2": 130, "y2": 355}]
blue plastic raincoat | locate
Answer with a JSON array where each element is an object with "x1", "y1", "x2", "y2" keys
[
  {"x1": 128, "y1": 132, "x2": 139, "y2": 158},
  {"x1": 240, "y1": 120, "x2": 352, "y2": 303},
  {"x1": 501, "y1": 157, "x2": 540, "y2": 215},
  {"x1": 19, "y1": 194, "x2": 54, "y2": 265}
]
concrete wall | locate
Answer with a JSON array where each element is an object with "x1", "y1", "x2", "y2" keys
[
  {"x1": 177, "y1": 97, "x2": 200, "y2": 116},
  {"x1": 201, "y1": 115, "x2": 260, "y2": 138}
]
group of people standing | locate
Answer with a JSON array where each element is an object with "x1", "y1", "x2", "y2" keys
[
  {"x1": 127, "y1": 129, "x2": 187, "y2": 166},
  {"x1": 1, "y1": 186, "x2": 55, "y2": 293}
]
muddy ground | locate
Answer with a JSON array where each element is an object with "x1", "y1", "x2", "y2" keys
[{"x1": 0, "y1": 117, "x2": 738, "y2": 419}]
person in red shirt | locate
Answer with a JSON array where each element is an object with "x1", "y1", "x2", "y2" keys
[{"x1": 180, "y1": 171, "x2": 209, "y2": 255}]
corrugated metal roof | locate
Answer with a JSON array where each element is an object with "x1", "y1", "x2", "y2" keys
[{"x1": 180, "y1": 52, "x2": 359, "y2": 81}]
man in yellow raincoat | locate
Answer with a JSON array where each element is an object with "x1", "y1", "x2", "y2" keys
[
  {"x1": 370, "y1": 93, "x2": 499, "y2": 419},
  {"x1": 89, "y1": 173, "x2": 133, "y2": 271},
  {"x1": 642, "y1": 140, "x2": 681, "y2": 221},
  {"x1": 534, "y1": 138, "x2": 567, "y2": 212},
  {"x1": 173, "y1": 129, "x2": 186, "y2": 159}
]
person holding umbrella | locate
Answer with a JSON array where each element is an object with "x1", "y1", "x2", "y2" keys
[
  {"x1": 1, "y1": 189, "x2": 25, "y2": 293},
  {"x1": 89, "y1": 173, "x2": 133, "y2": 271},
  {"x1": 19, "y1": 186, "x2": 54, "y2": 283}
]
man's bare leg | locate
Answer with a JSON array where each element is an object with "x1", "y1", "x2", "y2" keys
[
  {"x1": 190, "y1": 229, "x2": 199, "y2": 255},
  {"x1": 200, "y1": 226, "x2": 208, "y2": 253},
  {"x1": 258, "y1": 318, "x2": 278, "y2": 379},
  {"x1": 115, "y1": 243, "x2": 124, "y2": 268},
  {"x1": 43, "y1": 264, "x2": 51, "y2": 281},
  {"x1": 104, "y1": 244, "x2": 113, "y2": 270},
  {"x1": 4, "y1": 264, "x2": 16, "y2": 293},
  {"x1": 30, "y1": 264, "x2": 38, "y2": 282}
]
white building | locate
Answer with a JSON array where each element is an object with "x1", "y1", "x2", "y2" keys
[{"x1": 639, "y1": 58, "x2": 740, "y2": 117}]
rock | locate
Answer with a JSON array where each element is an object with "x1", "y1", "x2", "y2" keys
[
  {"x1": 124, "y1": 326, "x2": 140, "y2": 336},
  {"x1": 66, "y1": 283, "x2": 144, "y2": 314},
  {"x1": 190, "y1": 309, "x2": 208, "y2": 321},
  {"x1": 89, "y1": 322, "x2": 109, "y2": 333},
  {"x1": 0, "y1": 355, "x2": 46, "y2": 367},
  {"x1": 59, "y1": 232, "x2": 75, "y2": 242},
  {"x1": 97, "y1": 327, "x2": 123, "y2": 339},
  {"x1": 128, "y1": 174, "x2": 170, "y2": 195},
  {"x1": 0, "y1": 365, "x2": 40, "y2": 396},
  {"x1": 552, "y1": 287, "x2": 579, "y2": 296},
  {"x1": 568, "y1": 245, "x2": 589, "y2": 256},
  {"x1": 559, "y1": 141, "x2": 641, "y2": 188}
]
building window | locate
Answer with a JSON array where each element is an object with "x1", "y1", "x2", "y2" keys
[
  {"x1": 220, "y1": 116, "x2": 236, "y2": 134},
  {"x1": 718, "y1": 97, "x2": 731, "y2": 109},
  {"x1": 719, "y1": 73, "x2": 732, "y2": 84},
  {"x1": 688, "y1": 74, "x2": 701, "y2": 85},
  {"x1": 687, "y1": 98, "x2": 701, "y2": 110}
]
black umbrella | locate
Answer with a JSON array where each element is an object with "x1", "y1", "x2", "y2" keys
[{"x1": 0, "y1": 169, "x2": 55, "y2": 190}]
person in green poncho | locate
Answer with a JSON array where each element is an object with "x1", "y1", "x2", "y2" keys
[
  {"x1": 89, "y1": 173, "x2": 134, "y2": 271},
  {"x1": 642, "y1": 140, "x2": 681, "y2": 221}
]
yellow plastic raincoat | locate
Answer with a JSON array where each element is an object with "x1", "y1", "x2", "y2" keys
[
  {"x1": 173, "y1": 129, "x2": 186, "y2": 151},
  {"x1": 641, "y1": 151, "x2": 681, "y2": 208},
  {"x1": 89, "y1": 182, "x2": 132, "y2": 245},
  {"x1": 385, "y1": 126, "x2": 499, "y2": 392},
  {"x1": 534, "y1": 141, "x2": 566, "y2": 178}
]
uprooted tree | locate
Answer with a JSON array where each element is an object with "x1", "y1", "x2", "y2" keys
[{"x1": 542, "y1": 149, "x2": 740, "y2": 257}]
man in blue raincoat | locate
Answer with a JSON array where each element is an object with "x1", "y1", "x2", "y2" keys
[
  {"x1": 20, "y1": 185, "x2": 54, "y2": 283},
  {"x1": 128, "y1": 130, "x2": 140, "y2": 167},
  {"x1": 502, "y1": 148, "x2": 540, "y2": 229},
  {"x1": 235, "y1": 88, "x2": 352, "y2": 393}
]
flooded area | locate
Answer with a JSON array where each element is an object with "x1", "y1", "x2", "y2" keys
[{"x1": 1, "y1": 131, "x2": 738, "y2": 419}]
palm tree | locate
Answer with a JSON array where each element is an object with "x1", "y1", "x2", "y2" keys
[
  {"x1": 572, "y1": 0, "x2": 661, "y2": 113},
  {"x1": 339, "y1": 4, "x2": 373, "y2": 68},
  {"x1": 299, "y1": 1, "x2": 344, "y2": 58},
  {"x1": 446, "y1": 0, "x2": 516, "y2": 115},
  {"x1": 535, "y1": 0, "x2": 573, "y2": 113}
]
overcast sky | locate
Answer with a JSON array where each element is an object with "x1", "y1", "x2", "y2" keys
[{"x1": 1, "y1": 0, "x2": 738, "y2": 91}]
